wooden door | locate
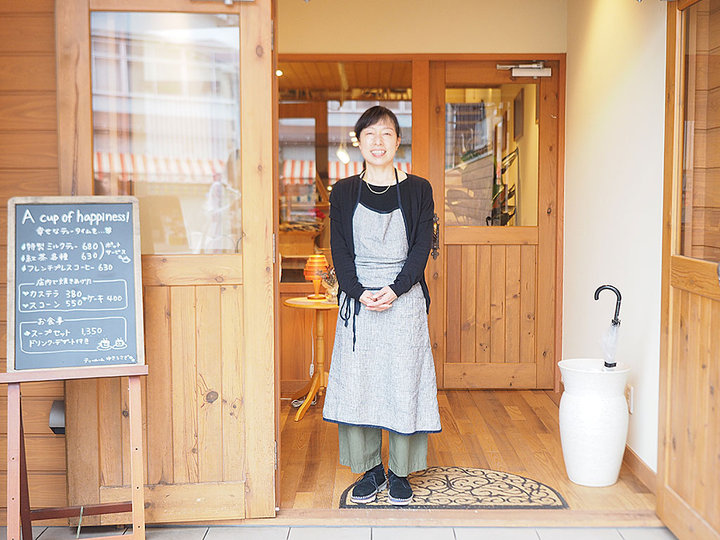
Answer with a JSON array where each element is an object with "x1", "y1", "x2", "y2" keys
[
  {"x1": 658, "y1": 3, "x2": 720, "y2": 539},
  {"x1": 57, "y1": 1, "x2": 277, "y2": 522},
  {"x1": 422, "y1": 60, "x2": 562, "y2": 389}
]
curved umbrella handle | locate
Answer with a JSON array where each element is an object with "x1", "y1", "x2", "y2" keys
[{"x1": 594, "y1": 284, "x2": 622, "y2": 325}]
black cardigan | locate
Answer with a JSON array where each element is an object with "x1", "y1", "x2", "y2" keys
[{"x1": 329, "y1": 173, "x2": 434, "y2": 312}]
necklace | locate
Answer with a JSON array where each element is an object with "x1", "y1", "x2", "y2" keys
[
  {"x1": 365, "y1": 182, "x2": 391, "y2": 195},
  {"x1": 361, "y1": 168, "x2": 395, "y2": 194}
]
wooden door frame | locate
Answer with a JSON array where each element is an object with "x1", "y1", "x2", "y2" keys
[
  {"x1": 275, "y1": 53, "x2": 566, "y2": 391},
  {"x1": 658, "y1": 2, "x2": 720, "y2": 538},
  {"x1": 57, "y1": 0, "x2": 277, "y2": 520}
]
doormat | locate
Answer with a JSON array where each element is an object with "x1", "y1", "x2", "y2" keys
[{"x1": 339, "y1": 466, "x2": 568, "y2": 509}]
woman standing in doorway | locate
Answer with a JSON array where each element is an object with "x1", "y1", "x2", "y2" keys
[{"x1": 323, "y1": 106, "x2": 441, "y2": 505}]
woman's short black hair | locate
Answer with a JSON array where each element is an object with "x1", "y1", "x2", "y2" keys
[{"x1": 354, "y1": 105, "x2": 402, "y2": 140}]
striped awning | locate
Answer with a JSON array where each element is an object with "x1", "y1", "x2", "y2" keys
[
  {"x1": 281, "y1": 160, "x2": 411, "y2": 185},
  {"x1": 94, "y1": 153, "x2": 412, "y2": 185},
  {"x1": 94, "y1": 152, "x2": 226, "y2": 183}
]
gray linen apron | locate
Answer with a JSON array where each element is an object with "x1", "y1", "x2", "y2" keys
[{"x1": 323, "y1": 181, "x2": 441, "y2": 435}]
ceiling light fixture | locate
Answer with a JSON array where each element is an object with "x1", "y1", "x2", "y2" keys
[{"x1": 336, "y1": 145, "x2": 350, "y2": 164}]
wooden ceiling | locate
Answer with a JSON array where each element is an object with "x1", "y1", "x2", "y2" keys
[{"x1": 277, "y1": 61, "x2": 412, "y2": 92}]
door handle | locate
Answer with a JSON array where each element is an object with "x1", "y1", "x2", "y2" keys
[
  {"x1": 431, "y1": 213, "x2": 440, "y2": 260},
  {"x1": 717, "y1": 261, "x2": 720, "y2": 286}
]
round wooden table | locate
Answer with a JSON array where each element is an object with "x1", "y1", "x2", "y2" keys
[{"x1": 283, "y1": 296, "x2": 338, "y2": 421}]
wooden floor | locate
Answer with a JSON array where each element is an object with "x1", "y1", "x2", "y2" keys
[{"x1": 278, "y1": 390, "x2": 659, "y2": 526}]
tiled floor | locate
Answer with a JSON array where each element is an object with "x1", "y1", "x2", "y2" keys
[{"x1": 7, "y1": 525, "x2": 677, "y2": 540}]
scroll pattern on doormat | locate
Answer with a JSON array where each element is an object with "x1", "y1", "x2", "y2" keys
[{"x1": 339, "y1": 466, "x2": 568, "y2": 509}]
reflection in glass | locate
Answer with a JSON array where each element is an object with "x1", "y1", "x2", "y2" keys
[
  {"x1": 278, "y1": 99, "x2": 411, "y2": 269},
  {"x1": 445, "y1": 86, "x2": 538, "y2": 227},
  {"x1": 681, "y1": 1, "x2": 720, "y2": 262},
  {"x1": 90, "y1": 12, "x2": 241, "y2": 254}
]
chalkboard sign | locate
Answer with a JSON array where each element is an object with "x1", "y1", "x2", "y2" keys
[{"x1": 7, "y1": 196, "x2": 144, "y2": 371}]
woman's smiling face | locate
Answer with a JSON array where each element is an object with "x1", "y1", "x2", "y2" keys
[{"x1": 358, "y1": 117, "x2": 401, "y2": 168}]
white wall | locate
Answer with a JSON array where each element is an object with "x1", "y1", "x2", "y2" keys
[
  {"x1": 278, "y1": 0, "x2": 667, "y2": 472},
  {"x1": 278, "y1": 0, "x2": 566, "y2": 54},
  {"x1": 565, "y1": 1, "x2": 666, "y2": 471}
]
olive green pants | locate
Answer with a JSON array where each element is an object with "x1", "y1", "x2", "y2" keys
[{"x1": 338, "y1": 424, "x2": 428, "y2": 477}]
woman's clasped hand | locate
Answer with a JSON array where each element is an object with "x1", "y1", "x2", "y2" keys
[{"x1": 359, "y1": 286, "x2": 398, "y2": 311}]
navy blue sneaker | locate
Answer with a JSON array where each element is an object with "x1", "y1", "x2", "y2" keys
[
  {"x1": 350, "y1": 463, "x2": 387, "y2": 503},
  {"x1": 387, "y1": 469, "x2": 413, "y2": 505}
]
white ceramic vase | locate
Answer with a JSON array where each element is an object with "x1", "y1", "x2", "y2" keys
[{"x1": 558, "y1": 358, "x2": 630, "y2": 487}]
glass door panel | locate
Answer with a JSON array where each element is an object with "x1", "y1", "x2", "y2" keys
[
  {"x1": 445, "y1": 85, "x2": 538, "y2": 227},
  {"x1": 277, "y1": 99, "x2": 412, "y2": 279},
  {"x1": 90, "y1": 12, "x2": 241, "y2": 254},
  {"x1": 681, "y1": 3, "x2": 720, "y2": 262}
]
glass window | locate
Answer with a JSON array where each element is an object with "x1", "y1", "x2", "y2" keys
[
  {"x1": 445, "y1": 85, "x2": 538, "y2": 227},
  {"x1": 681, "y1": 1, "x2": 720, "y2": 262},
  {"x1": 90, "y1": 12, "x2": 241, "y2": 254},
  {"x1": 276, "y1": 60, "x2": 412, "y2": 281},
  {"x1": 278, "y1": 99, "x2": 411, "y2": 281}
]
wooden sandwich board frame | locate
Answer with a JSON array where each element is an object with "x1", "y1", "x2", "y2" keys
[{"x1": 2, "y1": 196, "x2": 148, "y2": 540}]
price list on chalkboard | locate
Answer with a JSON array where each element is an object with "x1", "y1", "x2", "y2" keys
[{"x1": 11, "y1": 201, "x2": 141, "y2": 370}]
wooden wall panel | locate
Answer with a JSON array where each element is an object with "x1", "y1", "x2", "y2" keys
[
  {"x1": 520, "y1": 245, "x2": 537, "y2": 363},
  {"x1": 220, "y1": 284, "x2": 245, "y2": 482},
  {"x1": 280, "y1": 288, "x2": 313, "y2": 389},
  {"x1": 460, "y1": 245, "x2": 477, "y2": 363},
  {"x1": 0, "y1": 1, "x2": 55, "y2": 13},
  {"x1": 708, "y1": 297, "x2": 720, "y2": 526},
  {"x1": 666, "y1": 288, "x2": 720, "y2": 532},
  {"x1": 143, "y1": 286, "x2": 173, "y2": 485},
  {"x1": 0, "y1": 398, "x2": 60, "y2": 435},
  {"x1": 0, "y1": 209, "x2": 6, "y2": 247},
  {"x1": 445, "y1": 245, "x2": 462, "y2": 364},
  {"x1": 0, "y1": 132, "x2": 57, "y2": 169},
  {"x1": 0, "y1": 170, "x2": 59, "y2": 203},
  {"x1": 0, "y1": 436, "x2": 66, "y2": 471},
  {"x1": 0, "y1": 95, "x2": 57, "y2": 130},
  {"x1": 196, "y1": 286, "x2": 223, "y2": 483},
  {"x1": 0, "y1": 15, "x2": 55, "y2": 53},
  {"x1": 490, "y1": 245, "x2": 506, "y2": 364},
  {"x1": 0, "y1": 56, "x2": 56, "y2": 92},
  {"x1": 475, "y1": 245, "x2": 491, "y2": 363},
  {"x1": 0, "y1": 473, "x2": 66, "y2": 508},
  {"x1": 505, "y1": 246, "x2": 521, "y2": 364},
  {"x1": 98, "y1": 377, "x2": 123, "y2": 487},
  {"x1": 0, "y1": 4, "x2": 63, "y2": 515},
  {"x1": 170, "y1": 286, "x2": 199, "y2": 484},
  {"x1": 445, "y1": 243, "x2": 538, "y2": 386}
]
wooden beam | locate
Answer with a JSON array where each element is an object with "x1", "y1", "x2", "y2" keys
[
  {"x1": 444, "y1": 362, "x2": 536, "y2": 389},
  {"x1": 445, "y1": 227, "x2": 538, "y2": 245},
  {"x1": 657, "y1": 3, "x2": 686, "y2": 531},
  {"x1": 240, "y1": 0, "x2": 276, "y2": 519},
  {"x1": 670, "y1": 255, "x2": 720, "y2": 301},
  {"x1": 55, "y1": 0, "x2": 92, "y2": 195},
  {"x1": 280, "y1": 53, "x2": 567, "y2": 63},
  {"x1": 141, "y1": 255, "x2": 243, "y2": 286},
  {"x1": 0, "y1": 365, "x2": 148, "y2": 384}
]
